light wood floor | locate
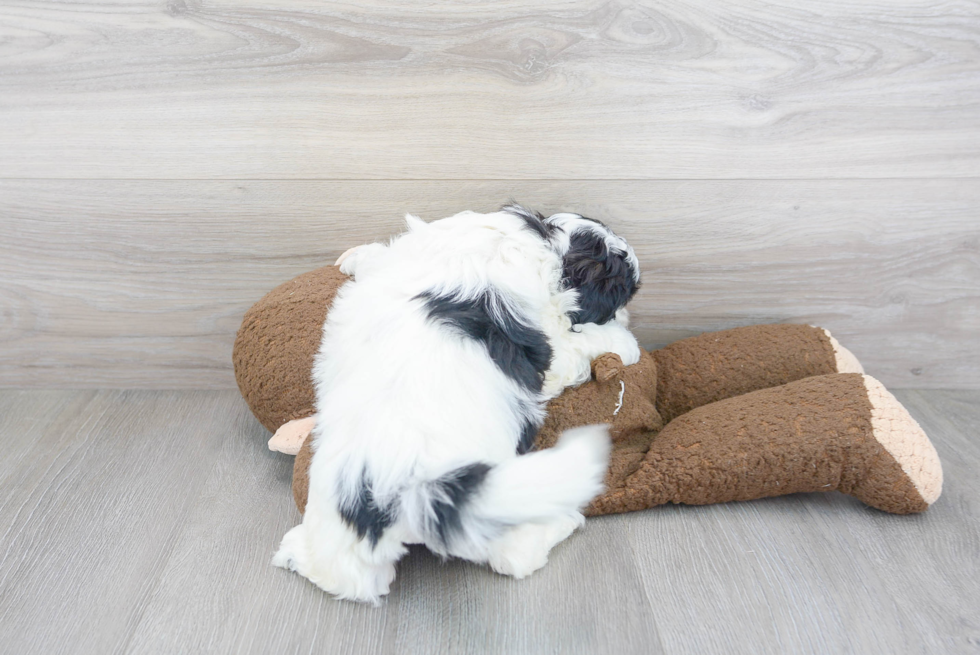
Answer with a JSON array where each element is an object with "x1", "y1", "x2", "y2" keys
[{"x1": 0, "y1": 388, "x2": 977, "y2": 655}]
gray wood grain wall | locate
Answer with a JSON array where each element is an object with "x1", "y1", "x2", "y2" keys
[{"x1": 1, "y1": 1, "x2": 978, "y2": 389}]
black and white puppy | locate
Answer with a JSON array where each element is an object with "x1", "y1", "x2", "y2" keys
[{"x1": 272, "y1": 205, "x2": 641, "y2": 603}]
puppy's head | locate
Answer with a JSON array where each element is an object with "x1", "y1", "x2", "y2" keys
[
  {"x1": 550, "y1": 213, "x2": 640, "y2": 325},
  {"x1": 502, "y1": 204, "x2": 640, "y2": 325}
]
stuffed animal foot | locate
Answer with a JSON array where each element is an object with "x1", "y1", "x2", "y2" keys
[
  {"x1": 589, "y1": 373, "x2": 942, "y2": 516},
  {"x1": 857, "y1": 375, "x2": 942, "y2": 510},
  {"x1": 823, "y1": 328, "x2": 864, "y2": 374}
]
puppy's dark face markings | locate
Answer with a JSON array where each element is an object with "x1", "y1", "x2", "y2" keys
[
  {"x1": 503, "y1": 204, "x2": 639, "y2": 326},
  {"x1": 417, "y1": 289, "x2": 553, "y2": 394},
  {"x1": 561, "y1": 228, "x2": 639, "y2": 326}
]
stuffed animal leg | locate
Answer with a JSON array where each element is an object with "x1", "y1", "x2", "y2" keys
[
  {"x1": 291, "y1": 360, "x2": 942, "y2": 518},
  {"x1": 589, "y1": 373, "x2": 942, "y2": 516},
  {"x1": 653, "y1": 323, "x2": 864, "y2": 422}
]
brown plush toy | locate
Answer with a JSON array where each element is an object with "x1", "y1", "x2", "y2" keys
[{"x1": 234, "y1": 266, "x2": 943, "y2": 518}]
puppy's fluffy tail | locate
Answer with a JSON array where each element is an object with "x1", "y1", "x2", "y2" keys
[
  {"x1": 471, "y1": 425, "x2": 611, "y2": 524},
  {"x1": 410, "y1": 425, "x2": 611, "y2": 556}
]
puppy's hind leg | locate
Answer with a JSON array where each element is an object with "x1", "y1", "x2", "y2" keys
[
  {"x1": 272, "y1": 495, "x2": 407, "y2": 604},
  {"x1": 487, "y1": 512, "x2": 586, "y2": 579}
]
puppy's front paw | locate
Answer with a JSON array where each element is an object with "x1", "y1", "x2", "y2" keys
[
  {"x1": 616, "y1": 339, "x2": 642, "y2": 366},
  {"x1": 598, "y1": 326, "x2": 640, "y2": 367}
]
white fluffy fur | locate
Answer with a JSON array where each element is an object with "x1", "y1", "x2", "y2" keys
[{"x1": 272, "y1": 209, "x2": 641, "y2": 603}]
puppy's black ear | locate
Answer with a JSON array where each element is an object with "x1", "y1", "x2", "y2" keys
[
  {"x1": 563, "y1": 231, "x2": 638, "y2": 325},
  {"x1": 501, "y1": 203, "x2": 555, "y2": 241}
]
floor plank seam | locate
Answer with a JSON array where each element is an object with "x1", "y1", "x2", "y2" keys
[{"x1": 2, "y1": 177, "x2": 980, "y2": 182}]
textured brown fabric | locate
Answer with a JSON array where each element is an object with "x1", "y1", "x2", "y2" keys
[
  {"x1": 534, "y1": 351, "x2": 662, "y2": 449},
  {"x1": 233, "y1": 266, "x2": 349, "y2": 432},
  {"x1": 588, "y1": 373, "x2": 929, "y2": 516},
  {"x1": 533, "y1": 350, "x2": 663, "y2": 499},
  {"x1": 653, "y1": 324, "x2": 838, "y2": 423},
  {"x1": 293, "y1": 437, "x2": 313, "y2": 515}
]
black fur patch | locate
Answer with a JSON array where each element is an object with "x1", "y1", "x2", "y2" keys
[
  {"x1": 516, "y1": 417, "x2": 539, "y2": 455},
  {"x1": 417, "y1": 289, "x2": 553, "y2": 393},
  {"x1": 574, "y1": 213, "x2": 606, "y2": 226},
  {"x1": 562, "y1": 229, "x2": 639, "y2": 325},
  {"x1": 501, "y1": 203, "x2": 556, "y2": 241},
  {"x1": 431, "y1": 463, "x2": 491, "y2": 545},
  {"x1": 338, "y1": 470, "x2": 397, "y2": 547}
]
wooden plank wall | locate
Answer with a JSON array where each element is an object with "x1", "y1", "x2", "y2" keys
[{"x1": 1, "y1": 1, "x2": 978, "y2": 389}]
